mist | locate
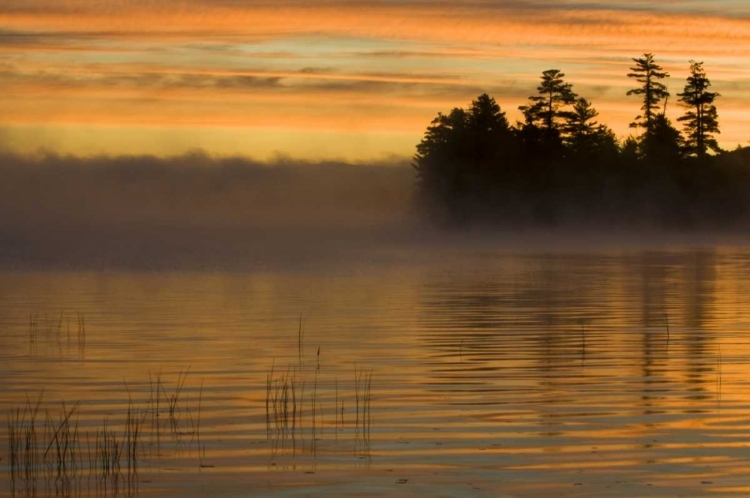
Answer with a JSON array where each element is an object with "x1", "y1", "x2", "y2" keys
[
  {"x1": 0, "y1": 151, "x2": 416, "y2": 229},
  {"x1": 0, "y1": 151, "x2": 430, "y2": 269},
  {"x1": 4, "y1": 149, "x2": 750, "y2": 271}
]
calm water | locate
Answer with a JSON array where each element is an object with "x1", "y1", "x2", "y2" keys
[{"x1": 4, "y1": 245, "x2": 750, "y2": 497}]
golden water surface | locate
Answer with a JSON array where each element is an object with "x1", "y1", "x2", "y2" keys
[{"x1": 3, "y1": 247, "x2": 750, "y2": 497}]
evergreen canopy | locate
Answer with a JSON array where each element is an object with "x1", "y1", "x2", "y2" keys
[{"x1": 413, "y1": 54, "x2": 745, "y2": 228}]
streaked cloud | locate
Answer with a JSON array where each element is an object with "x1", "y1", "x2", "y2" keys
[{"x1": 1, "y1": 0, "x2": 749, "y2": 158}]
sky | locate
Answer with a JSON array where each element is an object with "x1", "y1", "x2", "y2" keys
[{"x1": 1, "y1": 0, "x2": 750, "y2": 161}]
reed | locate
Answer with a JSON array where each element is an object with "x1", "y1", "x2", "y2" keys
[
  {"x1": 7, "y1": 392, "x2": 44, "y2": 480},
  {"x1": 264, "y1": 359, "x2": 376, "y2": 461},
  {"x1": 43, "y1": 401, "x2": 80, "y2": 477},
  {"x1": 354, "y1": 366, "x2": 360, "y2": 433},
  {"x1": 266, "y1": 362, "x2": 274, "y2": 439},
  {"x1": 265, "y1": 365, "x2": 304, "y2": 459},
  {"x1": 335, "y1": 377, "x2": 339, "y2": 440},
  {"x1": 197, "y1": 380, "x2": 212, "y2": 467},
  {"x1": 125, "y1": 395, "x2": 147, "y2": 476},
  {"x1": 311, "y1": 371, "x2": 318, "y2": 453},
  {"x1": 354, "y1": 366, "x2": 373, "y2": 456},
  {"x1": 717, "y1": 344, "x2": 723, "y2": 405},
  {"x1": 266, "y1": 366, "x2": 298, "y2": 441},
  {"x1": 56, "y1": 311, "x2": 64, "y2": 343},
  {"x1": 299, "y1": 380, "x2": 305, "y2": 446},
  {"x1": 340, "y1": 398, "x2": 345, "y2": 431},
  {"x1": 161, "y1": 366, "x2": 190, "y2": 436},
  {"x1": 28, "y1": 313, "x2": 39, "y2": 351},
  {"x1": 298, "y1": 316, "x2": 304, "y2": 364},
  {"x1": 94, "y1": 417, "x2": 122, "y2": 477},
  {"x1": 8, "y1": 370, "x2": 205, "y2": 489},
  {"x1": 77, "y1": 312, "x2": 86, "y2": 346},
  {"x1": 92, "y1": 401, "x2": 143, "y2": 480},
  {"x1": 149, "y1": 368, "x2": 163, "y2": 444}
]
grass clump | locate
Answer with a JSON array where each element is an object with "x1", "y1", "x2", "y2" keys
[{"x1": 7, "y1": 392, "x2": 44, "y2": 480}]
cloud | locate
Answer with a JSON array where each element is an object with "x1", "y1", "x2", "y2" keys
[
  {"x1": 2, "y1": 2, "x2": 748, "y2": 45},
  {"x1": 0, "y1": 0, "x2": 749, "y2": 155}
]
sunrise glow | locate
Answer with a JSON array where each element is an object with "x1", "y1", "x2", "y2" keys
[{"x1": 1, "y1": 1, "x2": 750, "y2": 160}]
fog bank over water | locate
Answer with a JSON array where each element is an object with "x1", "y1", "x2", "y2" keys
[
  {"x1": 0, "y1": 151, "x2": 415, "y2": 229},
  {"x1": 0, "y1": 151, "x2": 418, "y2": 269},
  {"x1": 2, "y1": 151, "x2": 750, "y2": 270}
]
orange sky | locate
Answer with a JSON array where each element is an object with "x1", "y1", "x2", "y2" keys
[{"x1": 1, "y1": 1, "x2": 749, "y2": 160}]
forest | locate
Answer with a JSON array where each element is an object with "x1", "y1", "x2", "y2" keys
[{"x1": 413, "y1": 54, "x2": 750, "y2": 228}]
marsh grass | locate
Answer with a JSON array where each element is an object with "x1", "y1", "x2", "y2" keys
[
  {"x1": 28, "y1": 313, "x2": 39, "y2": 354},
  {"x1": 716, "y1": 345, "x2": 723, "y2": 408},
  {"x1": 7, "y1": 368, "x2": 204, "y2": 496},
  {"x1": 162, "y1": 367, "x2": 190, "y2": 436},
  {"x1": 335, "y1": 377, "x2": 339, "y2": 441},
  {"x1": 266, "y1": 366, "x2": 299, "y2": 457},
  {"x1": 354, "y1": 366, "x2": 373, "y2": 457},
  {"x1": 43, "y1": 401, "x2": 80, "y2": 477},
  {"x1": 311, "y1": 371, "x2": 318, "y2": 453},
  {"x1": 148, "y1": 369, "x2": 162, "y2": 450},
  {"x1": 265, "y1": 349, "x2": 374, "y2": 461},
  {"x1": 298, "y1": 316, "x2": 304, "y2": 364},
  {"x1": 146, "y1": 366, "x2": 202, "y2": 445},
  {"x1": 196, "y1": 380, "x2": 212, "y2": 468},
  {"x1": 77, "y1": 312, "x2": 86, "y2": 352},
  {"x1": 265, "y1": 363, "x2": 274, "y2": 439},
  {"x1": 7, "y1": 392, "x2": 44, "y2": 480},
  {"x1": 93, "y1": 417, "x2": 122, "y2": 478},
  {"x1": 124, "y1": 395, "x2": 148, "y2": 477}
]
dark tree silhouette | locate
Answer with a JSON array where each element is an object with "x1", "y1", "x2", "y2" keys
[
  {"x1": 413, "y1": 107, "x2": 470, "y2": 207},
  {"x1": 563, "y1": 98, "x2": 599, "y2": 152},
  {"x1": 677, "y1": 61, "x2": 721, "y2": 157},
  {"x1": 621, "y1": 136, "x2": 639, "y2": 163},
  {"x1": 627, "y1": 54, "x2": 670, "y2": 135},
  {"x1": 519, "y1": 69, "x2": 577, "y2": 131},
  {"x1": 413, "y1": 94, "x2": 512, "y2": 214},
  {"x1": 466, "y1": 94, "x2": 516, "y2": 189},
  {"x1": 411, "y1": 56, "x2": 750, "y2": 229},
  {"x1": 644, "y1": 114, "x2": 683, "y2": 164}
]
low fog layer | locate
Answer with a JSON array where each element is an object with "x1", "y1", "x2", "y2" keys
[
  {"x1": 0, "y1": 151, "x2": 428, "y2": 269},
  {"x1": 4, "y1": 150, "x2": 750, "y2": 271},
  {"x1": 0, "y1": 151, "x2": 415, "y2": 230}
]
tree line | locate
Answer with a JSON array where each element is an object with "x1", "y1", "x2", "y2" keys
[{"x1": 413, "y1": 53, "x2": 750, "y2": 228}]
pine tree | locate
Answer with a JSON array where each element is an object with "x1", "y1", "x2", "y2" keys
[
  {"x1": 519, "y1": 69, "x2": 577, "y2": 131},
  {"x1": 677, "y1": 61, "x2": 721, "y2": 157},
  {"x1": 413, "y1": 107, "x2": 470, "y2": 204},
  {"x1": 413, "y1": 94, "x2": 513, "y2": 207},
  {"x1": 563, "y1": 98, "x2": 599, "y2": 151},
  {"x1": 626, "y1": 53, "x2": 670, "y2": 134},
  {"x1": 643, "y1": 114, "x2": 683, "y2": 164}
]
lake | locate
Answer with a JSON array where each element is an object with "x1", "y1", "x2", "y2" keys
[{"x1": 4, "y1": 239, "x2": 750, "y2": 497}]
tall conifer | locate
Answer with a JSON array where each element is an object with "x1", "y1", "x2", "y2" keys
[
  {"x1": 677, "y1": 61, "x2": 721, "y2": 157},
  {"x1": 627, "y1": 53, "x2": 670, "y2": 134}
]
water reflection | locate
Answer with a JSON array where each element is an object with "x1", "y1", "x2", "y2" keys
[
  {"x1": 10, "y1": 470, "x2": 137, "y2": 498},
  {"x1": 4, "y1": 247, "x2": 750, "y2": 496},
  {"x1": 27, "y1": 312, "x2": 86, "y2": 360},
  {"x1": 415, "y1": 250, "x2": 737, "y2": 424}
]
